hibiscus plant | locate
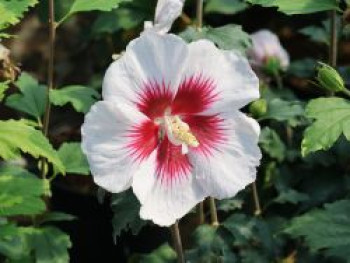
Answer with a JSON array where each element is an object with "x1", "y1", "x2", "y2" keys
[{"x1": 1, "y1": 0, "x2": 350, "y2": 262}]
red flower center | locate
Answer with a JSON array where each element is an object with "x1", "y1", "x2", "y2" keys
[{"x1": 127, "y1": 74, "x2": 226, "y2": 184}]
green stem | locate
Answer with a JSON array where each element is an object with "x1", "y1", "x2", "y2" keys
[
  {"x1": 209, "y1": 197, "x2": 219, "y2": 226},
  {"x1": 274, "y1": 71, "x2": 283, "y2": 89},
  {"x1": 252, "y1": 181, "x2": 262, "y2": 216},
  {"x1": 329, "y1": 10, "x2": 338, "y2": 68},
  {"x1": 170, "y1": 221, "x2": 185, "y2": 263},
  {"x1": 196, "y1": 0, "x2": 203, "y2": 30},
  {"x1": 41, "y1": 0, "x2": 56, "y2": 179},
  {"x1": 198, "y1": 201, "x2": 205, "y2": 224}
]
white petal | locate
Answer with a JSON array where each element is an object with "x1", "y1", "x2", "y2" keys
[
  {"x1": 132, "y1": 151, "x2": 205, "y2": 226},
  {"x1": 189, "y1": 111, "x2": 261, "y2": 199},
  {"x1": 102, "y1": 32, "x2": 188, "y2": 106},
  {"x1": 249, "y1": 29, "x2": 290, "y2": 69},
  {"x1": 81, "y1": 101, "x2": 149, "y2": 193},
  {"x1": 153, "y1": 0, "x2": 185, "y2": 34},
  {"x1": 185, "y1": 40, "x2": 259, "y2": 111}
]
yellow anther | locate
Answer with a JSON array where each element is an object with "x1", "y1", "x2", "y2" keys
[{"x1": 169, "y1": 116, "x2": 199, "y2": 147}]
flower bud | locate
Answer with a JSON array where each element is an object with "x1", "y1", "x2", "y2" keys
[
  {"x1": 247, "y1": 30, "x2": 290, "y2": 73},
  {"x1": 317, "y1": 62, "x2": 345, "y2": 92},
  {"x1": 249, "y1": 99, "x2": 267, "y2": 118}
]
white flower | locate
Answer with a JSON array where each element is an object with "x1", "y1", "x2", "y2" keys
[
  {"x1": 248, "y1": 30, "x2": 290, "y2": 71},
  {"x1": 144, "y1": 0, "x2": 185, "y2": 34},
  {"x1": 81, "y1": 32, "x2": 261, "y2": 226}
]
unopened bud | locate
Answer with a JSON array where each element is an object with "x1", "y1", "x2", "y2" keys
[
  {"x1": 317, "y1": 62, "x2": 345, "y2": 92},
  {"x1": 249, "y1": 99, "x2": 267, "y2": 118}
]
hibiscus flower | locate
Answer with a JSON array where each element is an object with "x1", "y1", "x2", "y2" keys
[
  {"x1": 248, "y1": 29, "x2": 290, "y2": 72},
  {"x1": 81, "y1": 31, "x2": 261, "y2": 226}
]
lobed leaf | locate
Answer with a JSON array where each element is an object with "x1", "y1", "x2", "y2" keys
[
  {"x1": 58, "y1": 0, "x2": 131, "y2": 24},
  {"x1": 0, "y1": 120, "x2": 65, "y2": 173},
  {"x1": 50, "y1": 85, "x2": 100, "y2": 114},
  {"x1": 0, "y1": 174, "x2": 46, "y2": 217},
  {"x1": 56, "y1": 142, "x2": 90, "y2": 175},
  {"x1": 302, "y1": 98, "x2": 350, "y2": 156},
  {"x1": 110, "y1": 190, "x2": 147, "y2": 242},
  {"x1": 6, "y1": 73, "x2": 47, "y2": 119},
  {"x1": 0, "y1": 0, "x2": 38, "y2": 30},
  {"x1": 205, "y1": 0, "x2": 248, "y2": 15},
  {"x1": 285, "y1": 199, "x2": 350, "y2": 262},
  {"x1": 180, "y1": 24, "x2": 251, "y2": 53},
  {"x1": 245, "y1": 0, "x2": 339, "y2": 15}
]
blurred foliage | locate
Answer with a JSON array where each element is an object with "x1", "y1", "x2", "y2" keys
[{"x1": 1, "y1": 0, "x2": 350, "y2": 262}]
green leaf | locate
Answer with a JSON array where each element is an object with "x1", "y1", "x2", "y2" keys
[
  {"x1": 302, "y1": 98, "x2": 350, "y2": 156},
  {"x1": 245, "y1": 0, "x2": 339, "y2": 15},
  {"x1": 288, "y1": 58, "x2": 317, "y2": 78},
  {"x1": 92, "y1": 7, "x2": 148, "y2": 35},
  {"x1": 0, "y1": 174, "x2": 46, "y2": 217},
  {"x1": 259, "y1": 127, "x2": 286, "y2": 162},
  {"x1": 0, "y1": 223, "x2": 27, "y2": 260},
  {"x1": 0, "y1": 164, "x2": 36, "y2": 178},
  {"x1": 260, "y1": 98, "x2": 304, "y2": 126},
  {"x1": 180, "y1": 24, "x2": 251, "y2": 53},
  {"x1": 285, "y1": 199, "x2": 350, "y2": 262},
  {"x1": 217, "y1": 198, "x2": 244, "y2": 212},
  {"x1": 205, "y1": 0, "x2": 248, "y2": 15},
  {"x1": 110, "y1": 190, "x2": 147, "y2": 242},
  {"x1": 187, "y1": 225, "x2": 237, "y2": 262},
  {"x1": 56, "y1": 142, "x2": 89, "y2": 175},
  {"x1": 140, "y1": 243, "x2": 177, "y2": 263},
  {"x1": 0, "y1": 81, "x2": 10, "y2": 102},
  {"x1": 0, "y1": 120, "x2": 65, "y2": 174},
  {"x1": 6, "y1": 73, "x2": 47, "y2": 119},
  {"x1": 58, "y1": 0, "x2": 131, "y2": 24},
  {"x1": 39, "y1": 212, "x2": 76, "y2": 224},
  {"x1": 299, "y1": 26, "x2": 329, "y2": 45},
  {"x1": 20, "y1": 226, "x2": 72, "y2": 263},
  {"x1": 50, "y1": 85, "x2": 100, "y2": 113},
  {"x1": 273, "y1": 189, "x2": 309, "y2": 204},
  {"x1": 0, "y1": 0, "x2": 39, "y2": 30}
]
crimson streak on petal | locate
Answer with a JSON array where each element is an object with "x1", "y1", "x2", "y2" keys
[
  {"x1": 136, "y1": 80, "x2": 173, "y2": 119},
  {"x1": 172, "y1": 74, "x2": 218, "y2": 115},
  {"x1": 156, "y1": 137, "x2": 192, "y2": 185},
  {"x1": 184, "y1": 114, "x2": 227, "y2": 157},
  {"x1": 127, "y1": 120, "x2": 159, "y2": 162}
]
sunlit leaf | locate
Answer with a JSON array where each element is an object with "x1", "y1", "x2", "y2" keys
[
  {"x1": 0, "y1": 0, "x2": 38, "y2": 30},
  {"x1": 0, "y1": 174, "x2": 46, "y2": 217},
  {"x1": 302, "y1": 98, "x2": 350, "y2": 156},
  {"x1": 58, "y1": 0, "x2": 131, "y2": 24},
  {"x1": 0, "y1": 120, "x2": 65, "y2": 173}
]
